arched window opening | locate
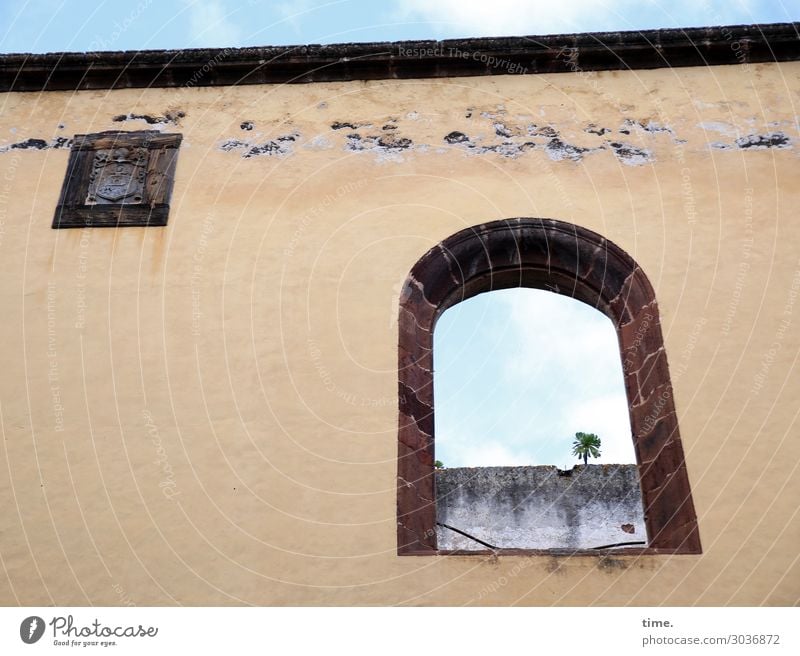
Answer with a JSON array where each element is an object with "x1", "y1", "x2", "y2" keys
[
  {"x1": 433, "y1": 288, "x2": 644, "y2": 551},
  {"x1": 397, "y1": 219, "x2": 701, "y2": 555}
]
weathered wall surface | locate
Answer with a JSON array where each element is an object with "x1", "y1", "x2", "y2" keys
[
  {"x1": 0, "y1": 60, "x2": 799, "y2": 606},
  {"x1": 437, "y1": 465, "x2": 645, "y2": 550}
]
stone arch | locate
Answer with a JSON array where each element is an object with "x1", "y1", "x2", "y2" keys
[{"x1": 397, "y1": 218, "x2": 701, "y2": 555}]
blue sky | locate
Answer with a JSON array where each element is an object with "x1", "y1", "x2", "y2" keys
[
  {"x1": 0, "y1": 1, "x2": 797, "y2": 53},
  {"x1": 2, "y1": 1, "x2": 796, "y2": 467},
  {"x1": 434, "y1": 290, "x2": 632, "y2": 467}
]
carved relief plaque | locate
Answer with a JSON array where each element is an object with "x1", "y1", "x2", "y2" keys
[
  {"x1": 53, "y1": 130, "x2": 182, "y2": 228},
  {"x1": 87, "y1": 146, "x2": 148, "y2": 204}
]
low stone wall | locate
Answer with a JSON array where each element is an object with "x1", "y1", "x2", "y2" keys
[{"x1": 436, "y1": 464, "x2": 645, "y2": 550}]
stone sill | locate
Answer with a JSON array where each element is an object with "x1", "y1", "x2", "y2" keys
[{"x1": 399, "y1": 547, "x2": 701, "y2": 556}]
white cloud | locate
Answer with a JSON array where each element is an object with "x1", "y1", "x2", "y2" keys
[
  {"x1": 394, "y1": 0, "x2": 767, "y2": 38},
  {"x1": 501, "y1": 288, "x2": 622, "y2": 390},
  {"x1": 502, "y1": 290, "x2": 634, "y2": 463},
  {"x1": 435, "y1": 288, "x2": 633, "y2": 467},
  {"x1": 454, "y1": 440, "x2": 532, "y2": 467},
  {"x1": 183, "y1": 0, "x2": 241, "y2": 46},
  {"x1": 396, "y1": 0, "x2": 635, "y2": 36}
]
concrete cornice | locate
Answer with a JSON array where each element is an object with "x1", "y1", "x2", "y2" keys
[{"x1": 1, "y1": 22, "x2": 798, "y2": 92}]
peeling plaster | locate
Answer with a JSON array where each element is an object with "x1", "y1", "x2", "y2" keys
[
  {"x1": 442, "y1": 131, "x2": 534, "y2": 158},
  {"x1": 623, "y1": 118, "x2": 673, "y2": 135},
  {"x1": 443, "y1": 122, "x2": 599, "y2": 162},
  {"x1": 585, "y1": 124, "x2": 610, "y2": 136},
  {"x1": 735, "y1": 132, "x2": 791, "y2": 149},
  {"x1": 529, "y1": 125, "x2": 557, "y2": 138},
  {"x1": 545, "y1": 138, "x2": 594, "y2": 162},
  {"x1": 331, "y1": 121, "x2": 370, "y2": 130},
  {"x1": 112, "y1": 109, "x2": 185, "y2": 125},
  {"x1": 218, "y1": 132, "x2": 299, "y2": 158},
  {"x1": 303, "y1": 134, "x2": 334, "y2": 151},
  {"x1": 444, "y1": 131, "x2": 469, "y2": 144},
  {"x1": 607, "y1": 141, "x2": 653, "y2": 165},
  {"x1": 0, "y1": 136, "x2": 72, "y2": 152},
  {"x1": 143, "y1": 106, "x2": 795, "y2": 166},
  {"x1": 710, "y1": 131, "x2": 792, "y2": 150},
  {"x1": 344, "y1": 132, "x2": 413, "y2": 161},
  {"x1": 493, "y1": 122, "x2": 513, "y2": 138},
  {"x1": 697, "y1": 121, "x2": 738, "y2": 136}
]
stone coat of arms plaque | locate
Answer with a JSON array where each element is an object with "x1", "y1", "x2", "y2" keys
[
  {"x1": 87, "y1": 146, "x2": 149, "y2": 205},
  {"x1": 53, "y1": 130, "x2": 182, "y2": 228}
]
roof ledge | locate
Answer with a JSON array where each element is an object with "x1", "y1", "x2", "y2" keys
[{"x1": 1, "y1": 22, "x2": 798, "y2": 92}]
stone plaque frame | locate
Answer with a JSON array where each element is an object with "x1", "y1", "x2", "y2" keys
[{"x1": 53, "y1": 130, "x2": 182, "y2": 228}]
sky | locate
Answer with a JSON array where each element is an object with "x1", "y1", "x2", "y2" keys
[
  {"x1": 0, "y1": 0, "x2": 797, "y2": 53},
  {"x1": 1, "y1": 0, "x2": 796, "y2": 467},
  {"x1": 434, "y1": 289, "x2": 633, "y2": 467}
]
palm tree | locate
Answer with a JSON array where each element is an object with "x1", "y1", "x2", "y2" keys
[{"x1": 572, "y1": 432, "x2": 601, "y2": 465}]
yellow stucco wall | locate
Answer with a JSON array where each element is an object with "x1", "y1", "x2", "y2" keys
[{"x1": 0, "y1": 60, "x2": 798, "y2": 605}]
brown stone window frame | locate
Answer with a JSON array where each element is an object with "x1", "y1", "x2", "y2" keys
[
  {"x1": 53, "y1": 130, "x2": 182, "y2": 229},
  {"x1": 397, "y1": 218, "x2": 701, "y2": 556}
]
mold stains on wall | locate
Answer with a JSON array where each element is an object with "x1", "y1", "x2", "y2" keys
[
  {"x1": 597, "y1": 556, "x2": 629, "y2": 572},
  {"x1": 112, "y1": 109, "x2": 186, "y2": 125},
  {"x1": 0, "y1": 136, "x2": 72, "y2": 152},
  {"x1": 544, "y1": 557, "x2": 566, "y2": 575},
  {"x1": 436, "y1": 465, "x2": 646, "y2": 551}
]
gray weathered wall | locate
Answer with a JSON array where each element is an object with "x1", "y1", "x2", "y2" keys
[{"x1": 436, "y1": 465, "x2": 645, "y2": 550}]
